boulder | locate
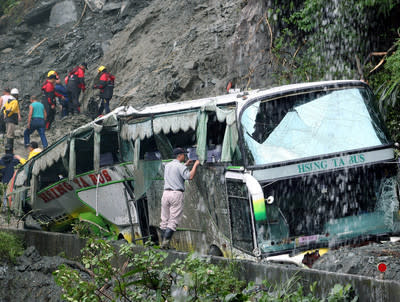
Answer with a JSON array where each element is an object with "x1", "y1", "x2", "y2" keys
[
  {"x1": 119, "y1": 1, "x2": 131, "y2": 17},
  {"x1": 13, "y1": 26, "x2": 33, "y2": 42},
  {"x1": 49, "y1": 0, "x2": 78, "y2": 27},
  {"x1": 103, "y1": 2, "x2": 122, "y2": 12},
  {"x1": 84, "y1": 0, "x2": 106, "y2": 12},
  {"x1": 0, "y1": 36, "x2": 16, "y2": 50},
  {"x1": 1, "y1": 48, "x2": 12, "y2": 54},
  {"x1": 22, "y1": 57, "x2": 43, "y2": 67},
  {"x1": 23, "y1": 0, "x2": 58, "y2": 25}
]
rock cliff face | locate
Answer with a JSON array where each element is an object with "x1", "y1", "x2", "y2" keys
[
  {"x1": 0, "y1": 0, "x2": 275, "y2": 151},
  {"x1": 0, "y1": 0, "x2": 273, "y2": 107}
]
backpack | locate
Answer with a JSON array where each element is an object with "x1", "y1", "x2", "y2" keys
[
  {"x1": 103, "y1": 73, "x2": 115, "y2": 99},
  {"x1": 66, "y1": 66, "x2": 80, "y2": 88},
  {"x1": 87, "y1": 97, "x2": 99, "y2": 120}
]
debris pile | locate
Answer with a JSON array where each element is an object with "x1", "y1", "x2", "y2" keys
[{"x1": 313, "y1": 240, "x2": 400, "y2": 280}]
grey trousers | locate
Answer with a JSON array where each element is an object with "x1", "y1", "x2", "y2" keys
[{"x1": 160, "y1": 190, "x2": 184, "y2": 231}]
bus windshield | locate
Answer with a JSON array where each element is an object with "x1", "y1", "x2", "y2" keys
[
  {"x1": 240, "y1": 87, "x2": 389, "y2": 166},
  {"x1": 256, "y1": 163, "x2": 399, "y2": 255}
]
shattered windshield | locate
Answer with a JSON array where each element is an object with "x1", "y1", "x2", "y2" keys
[{"x1": 240, "y1": 87, "x2": 389, "y2": 166}]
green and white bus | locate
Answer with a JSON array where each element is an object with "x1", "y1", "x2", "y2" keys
[{"x1": 8, "y1": 80, "x2": 400, "y2": 265}]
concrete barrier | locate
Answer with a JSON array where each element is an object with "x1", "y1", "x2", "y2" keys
[
  {"x1": 0, "y1": 227, "x2": 86, "y2": 259},
  {"x1": 2, "y1": 227, "x2": 400, "y2": 301}
]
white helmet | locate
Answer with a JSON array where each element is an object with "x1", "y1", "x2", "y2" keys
[{"x1": 10, "y1": 88, "x2": 19, "y2": 95}]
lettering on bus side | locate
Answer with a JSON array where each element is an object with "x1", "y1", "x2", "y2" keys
[
  {"x1": 297, "y1": 153, "x2": 365, "y2": 174},
  {"x1": 38, "y1": 170, "x2": 113, "y2": 203}
]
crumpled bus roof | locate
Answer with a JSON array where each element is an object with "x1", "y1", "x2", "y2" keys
[{"x1": 23, "y1": 79, "x2": 366, "y2": 176}]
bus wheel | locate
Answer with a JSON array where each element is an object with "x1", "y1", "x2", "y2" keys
[{"x1": 207, "y1": 245, "x2": 223, "y2": 257}]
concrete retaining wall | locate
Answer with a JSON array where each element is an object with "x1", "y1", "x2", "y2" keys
[
  {"x1": 0, "y1": 227, "x2": 86, "y2": 259},
  {"x1": 2, "y1": 227, "x2": 399, "y2": 301}
]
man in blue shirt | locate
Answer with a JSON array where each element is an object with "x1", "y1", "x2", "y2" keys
[
  {"x1": 55, "y1": 79, "x2": 70, "y2": 118},
  {"x1": 23, "y1": 95, "x2": 48, "y2": 148}
]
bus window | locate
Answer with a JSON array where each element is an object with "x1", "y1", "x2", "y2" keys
[
  {"x1": 75, "y1": 135, "x2": 94, "y2": 174},
  {"x1": 100, "y1": 130, "x2": 120, "y2": 165},
  {"x1": 227, "y1": 180, "x2": 254, "y2": 252},
  {"x1": 241, "y1": 87, "x2": 390, "y2": 166},
  {"x1": 206, "y1": 112, "x2": 226, "y2": 163},
  {"x1": 38, "y1": 158, "x2": 68, "y2": 190},
  {"x1": 161, "y1": 129, "x2": 197, "y2": 159},
  {"x1": 140, "y1": 135, "x2": 159, "y2": 159}
]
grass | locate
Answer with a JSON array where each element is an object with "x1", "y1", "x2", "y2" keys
[{"x1": 0, "y1": 231, "x2": 24, "y2": 263}]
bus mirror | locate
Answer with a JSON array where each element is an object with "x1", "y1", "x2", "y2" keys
[{"x1": 266, "y1": 196, "x2": 274, "y2": 204}]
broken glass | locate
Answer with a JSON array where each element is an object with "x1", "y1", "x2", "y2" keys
[{"x1": 241, "y1": 88, "x2": 390, "y2": 166}]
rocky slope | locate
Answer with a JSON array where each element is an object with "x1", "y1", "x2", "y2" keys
[
  {"x1": 1, "y1": 0, "x2": 279, "y2": 157},
  {"x1": 1, "y1": 2, "x2": 400, "y2": 299}
]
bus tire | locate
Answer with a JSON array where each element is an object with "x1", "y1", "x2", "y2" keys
[{"x1": 208, "y1": 245, "x2": 223, "y2": 257}]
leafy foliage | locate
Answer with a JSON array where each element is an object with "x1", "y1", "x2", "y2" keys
[
  {"x1": 54, "y1": 239, "x2": 358, "y2": 301},
  {"x1": 0, "y1": 0, "x2": 20, "y2": 16},
  {"x1": 0, "y1": 231, "x2": 24, "y2": 264},
  {"x1": 369, "y1": 39, "x2": 400, "y2": 141},
  {"x1": 267, "y1": 0, "x2": 398, "y2": 83}
]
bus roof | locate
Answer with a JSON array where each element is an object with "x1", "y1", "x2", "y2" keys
[{"x1": 120, "y1": 80, "x2": 366, "y2": 117}]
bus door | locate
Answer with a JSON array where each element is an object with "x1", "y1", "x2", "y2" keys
[{"x1": 225, "y1": 171, "x2": 264, "y2": 257}]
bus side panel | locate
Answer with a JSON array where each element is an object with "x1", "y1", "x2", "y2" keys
[{"x1": 146, "y1": 165, "x2": 232, "y2": 255}]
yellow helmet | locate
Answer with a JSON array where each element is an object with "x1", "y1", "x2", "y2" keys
[
  {"x1": 98, "y1": 65, "x2": 106, "y2": 72},
  {"x1": 47, "y1": 70, "x2": 57, "y2": 77}
]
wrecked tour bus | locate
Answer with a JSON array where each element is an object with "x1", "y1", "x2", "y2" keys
[{"x1": 7, "y1": 80, "x2": 400, "y2": 264}]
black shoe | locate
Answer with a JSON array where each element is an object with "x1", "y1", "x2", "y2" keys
[
  {"x1": 160, "y1": 228, "x2": 166, "y2": 241},
  {"x1": 161, "y1": 228, "x2": 174, "y2": 249}
]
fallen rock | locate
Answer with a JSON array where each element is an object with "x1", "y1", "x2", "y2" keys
[
  {"x1": 49, "y1": 0, "x2": 78, "y2": 27},
  {"x1": 84, "y1": 0, "x2": 106, "y2": 12},
  {"x1": 23, "y1": 0, "x2": 58, "y2": 25},
  {"x1": 1, "y1": 48, "x2": 12, "y2": 54},
  {"x1": 103, "y1": 2, "x2": 122, "y2": 12},
  {"x1": 0, "y1": 36, "x2": 16, "y2": 50}
]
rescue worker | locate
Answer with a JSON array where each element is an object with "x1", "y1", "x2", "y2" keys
[
  {"x1": 42, "y1": 74, "x2": 64, "y2": 129},
  {"x1": 47, "y1": 70, "x2": 60, "y2": 80},
  {"x1": 0, "y1": 144, "x2": 24, "y2": 209},
  {"x1": 24, "y1": 95, "x2": 48, "y2": 148},
  {"x1": 93, "y1": 65, "x2": 115, "y2": 115},
  {"x1": 26, "y1": 141, "x2": 42, "y2": 160},
  {"x1": 160, "y1": 147, "x2": 200, "y2": 249},
  {"x1": 3, "y1": 88, "x2": 21, "y2": 150},
  {"x1": 0, "y1": 88, "x2": 14, "y2": 134},
  {"x1": 66, "y1": 62, "x2": 87, "y2": 114},
  {"x1": 0, "y1": 144, "x2": 24, "y2": 184},
  {"x1": 18, "y1": 141, "x2": 43, "y2": 165},
  {"x1": 55, "y1": 79, "x2": 70, "y2": 118}
]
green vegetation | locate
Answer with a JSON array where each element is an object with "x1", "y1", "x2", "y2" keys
[
  {"x1": 268, "y1": 0, "x2": 398, "y2": 83},
  {"x1": 266, "y1": 1, "x2": 400, "y2": 141},
  {"x1": 368, "y1": 37, "x2": 400, "y2": 142},
  {"x1": 0, "y1": 0, "x2": 20, "y2": 16},
  {"x1": 0, "y1": 231, "x2": 24, "y2": 263},
  {"x1": 54, "y1": 239, "x2": 358, "y2": 301}
]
